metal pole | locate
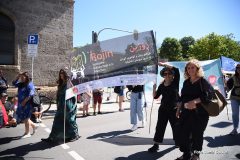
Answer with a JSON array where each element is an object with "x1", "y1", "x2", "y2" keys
[
  {"x1": 97, "y1": 28, "x2": 133, "y2": 38},
  {"x1": 64, "y1": 103, "x2": 66, "y2": 144},
  {"x1": 31, "y1": 56, "x2": 34, "y2": 82},
  {"x1": 96, "y1": 28, "x2": 136, "y2": 42}
]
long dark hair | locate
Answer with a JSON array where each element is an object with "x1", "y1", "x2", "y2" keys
[
  {"x1": 57, "y1": 69, "x2": 68, "y2": 87},
  {"x1": 235, "y1": 64, "x2": 240, "y2": 77},
  {"x1": 21, "y1": 72, "x2": 31, "y2": 86}
]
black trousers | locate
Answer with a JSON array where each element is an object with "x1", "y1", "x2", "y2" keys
[
  {"x1": 153, "y1": 107, "x2": 178, "y2": 144},
  {"x1": 179, "y1": 110, "x2": 209, "y2": 153}
]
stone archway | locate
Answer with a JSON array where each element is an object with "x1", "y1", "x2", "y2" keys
[{"x1": 0, "y1": 12, "x2": 15, "y2": 65}]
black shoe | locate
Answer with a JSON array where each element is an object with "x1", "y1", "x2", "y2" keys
[
  {"x1": 98, "y1": 111, "x2": 102, "y2": 114},
  {"x1": 66, "y1": 135, "x2": 80, "y2": 142},
  {"x1": 93, "y1": 112, "x2": 96, "y2": 116},
  {"x1": 176, "y1": 153, "x2": 191, "y2": 160},
  {"x1": 190, "y1": 153, "x2": 200, "y2": 160},
  {"x1": 148, "y1": 144, "x2": 159, "y2": 153}
]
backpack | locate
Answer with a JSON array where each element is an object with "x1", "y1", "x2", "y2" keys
[
  {"x1": 32, "y1": 91, "x2": 41, "y2": 107},
  {"x1": 114, "y1": 86, "x2": 121, "y2": 94}
]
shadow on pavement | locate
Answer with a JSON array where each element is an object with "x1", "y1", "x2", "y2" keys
[
  {"x1": 236, "y1": 153, "x2": 240, "y2": 159},
  {"x1": 115, "y1": 146, "x2": 176, "y2": 160},
  {"x1": 210, "y1": 121, "x2": 232, "y2": 128},
  {"x1": 87, "y1": 129, "x2": 132, "y2": 139},
  {"x1": 42, "y1": 110, "x2": 57, "y2": 118},
  {"x1": 101, "y1": 135, "x2": 175, "y2": 146},
  {"x1": 0, "y1": 136, "x2": 22, "y2": 145},
  {"x1": 102, "y1": 101, "x2": 118, "y2": 104},
  {"x1": 0, "y1": 156, "x2": 25, "y2": 160},
  {"x1": 77, "y1": 111, "x2": 116, "y2": 118},
  {"x1": 204, "y1": 134, "x2": 240, "y2": 147},
  {"x1": 0, "y1": 141, "x2": 58, "y2": 158}
]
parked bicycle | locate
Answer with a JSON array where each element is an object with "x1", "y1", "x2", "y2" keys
[
  {"x1": 31, "y1": 88, "x2": 53, "y2": 122},
  {"x1": 126, "y1": 90, "x2": 131, "y2": 100}
]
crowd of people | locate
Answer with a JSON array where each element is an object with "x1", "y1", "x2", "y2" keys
[{"x1": 0, "y1": 59, "x2": 239, "y2": 160}]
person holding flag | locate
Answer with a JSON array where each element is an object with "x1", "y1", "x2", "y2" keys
[
  {"x1": 41, "y1": 69, "x2": 79, "y2": 143},
  {"x1": 148, "y1": 62, "x2": 180, "y2": 152}
]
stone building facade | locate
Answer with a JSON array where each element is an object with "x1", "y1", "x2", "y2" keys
[{"x1": 0, "y1": 0, "x2": 74, "y2": 86}]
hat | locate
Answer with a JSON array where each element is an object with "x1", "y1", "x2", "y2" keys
[
  {"x1": 160, "y1": 67, "x2": 175, "y2": 77},
  {"x1": 0, "y1": 92, "x2": 8, "y2": 98}
]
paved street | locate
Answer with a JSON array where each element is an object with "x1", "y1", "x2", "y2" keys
[{"x1": 0, "y1": 93, "x2": 240, "y2": 160}]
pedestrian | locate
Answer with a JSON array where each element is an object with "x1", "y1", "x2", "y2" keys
[
  {"x1": 226, "y1": 63, "x2": 240, "y2": 135},
  {"x1": 0, "y1": 92, "x2": 11, "y2": 112},
  {"x1": 0, "y1": 93, "x2": 17, "y2": 127},
  {"x1": 92, "y1": 88, "x2": 103, "y2": 115},
  {"x1": 114, "y1": 86, "x2": 125, "y2": 111},
  {"x1": 0, "y1": 96, "x2": 9, "y2": 128},
  {"x1": 175, "y1": 59, "x2": 214, "y2": 160},
  {"x1": 12, "y1": 72, "x2": 38, "y2": 138},
  {"x1": 148, "y1": 62, "x2": 180, "y2": 152},
  {"x1": 127, "y1": 85, "x2": 146, "y2": 131},
  {"x1": 82, "y1": 89, "x2": 92, "y2": 117},
  {"x1": 8, "y1": 96, "x2": 18, "y2": 127},
  {"x1": 41, "y1": 69, "x2": 79, "y2": 143},
  {"x1": 0, "y1": 70, "x2": 8, "y2": 94}
]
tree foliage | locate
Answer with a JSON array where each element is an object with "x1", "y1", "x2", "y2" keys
[
  {"x1": 159, "y1": 37, "x2": 182, "y2": 61},
  {"x1": 188, "y1": 33, "x2": 240, "y2": 61},
  {"x1": 158, "y1": 33, "x2": 240, "y2": 61},
  {"x1": 179, "y1": 36, "x2": 195, "y2": 59}
]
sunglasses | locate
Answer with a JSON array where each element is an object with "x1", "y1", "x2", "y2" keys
[
  {"x1": 236, "y1": 67, "x2": 240, "y2": 69},
  {"x1": 163, "y1": 72, "x2": 173, "y2": 76}
]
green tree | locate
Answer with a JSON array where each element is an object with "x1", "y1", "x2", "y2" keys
[
  {"x1": 179, "y1": 36, "x2": 195, "y2": 59},
  {"x1": 189, "y1": 33, "x2": 240, "y2": 61},
  {"x1": 159, "y1": 37, "x2": 182, "y2": 61}
]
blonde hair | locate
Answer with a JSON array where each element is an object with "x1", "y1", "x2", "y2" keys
[{"x1": 184, "y1": 59, "x2": 204, "y2": 79}]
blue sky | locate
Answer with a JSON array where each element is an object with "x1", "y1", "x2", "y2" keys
[{"x1": 73, "y1": 0, "x2": 240, "y2": 47}]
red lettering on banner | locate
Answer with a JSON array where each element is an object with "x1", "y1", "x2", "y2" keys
[
  {"x1": 90, "y1": 51, "x2": 113, "y2": 62},
  {"x1": 129, "y1": 44, "x2": 149, "y2": 53}
]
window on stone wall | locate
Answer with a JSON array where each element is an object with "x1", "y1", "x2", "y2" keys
[{"x1": 0, "y1": 12, "x2": 15, "y2": 65}]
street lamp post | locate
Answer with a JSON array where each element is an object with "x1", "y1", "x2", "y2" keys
[{"x1": 92, "y1": 28, "x2": 138, "y2": 43}]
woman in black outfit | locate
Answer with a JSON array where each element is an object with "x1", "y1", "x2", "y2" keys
[
  {"x1": 176, "y1": 59, "x2": 214, "y2": 160},
  {"x1": 148, "y1": 62, "x2": 180, "y2": 152}
]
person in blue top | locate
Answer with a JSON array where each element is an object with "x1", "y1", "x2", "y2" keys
[
  {"x1": 0, "y1": 70, "x2": 8, "y2": 94},
  {"x1": 12, "y1": 72, "x2": 38, "y2": 138}
]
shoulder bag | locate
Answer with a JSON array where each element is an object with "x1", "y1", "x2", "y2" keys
[{"x1": 200, "y1": 78, "x2": 228, "y2": 117}]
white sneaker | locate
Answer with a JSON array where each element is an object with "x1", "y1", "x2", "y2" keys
[
  {"x1": 131, "y1": 124, "x2": 138, "y2": 131},
  {"x1": 229, "y1": 129, "x2": 238, "y2": 135},
  {"x1": 22, "y1": 133, "x2": 31, "y2": 139},
  {"x1": 32, "y1": 124, "x2": 39, "y2": 135}
]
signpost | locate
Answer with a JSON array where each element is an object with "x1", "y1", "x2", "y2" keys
[{"x1": 27, "y1": 34, "x2": 39, "y2": 82}]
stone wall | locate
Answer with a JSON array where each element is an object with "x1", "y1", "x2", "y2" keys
[{"x1": 0, "y1": 0, "x2": 74, "y2": 86}]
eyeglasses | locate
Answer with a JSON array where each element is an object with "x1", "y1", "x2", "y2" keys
[{"x1": 163, "y1": 72, "x2": 172, "y2": 76}]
